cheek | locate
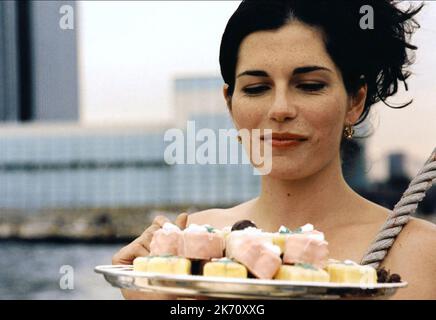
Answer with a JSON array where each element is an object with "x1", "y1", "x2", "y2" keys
[
  {"x1": 231, "y1": 98, "x2": 264, "y2": 130},
  {"x1": 305, "y1": 96, "x2": 345, "y2": 147},
  {"x1": 231, "y1": 93, "x2": 346, "y2": 145}
]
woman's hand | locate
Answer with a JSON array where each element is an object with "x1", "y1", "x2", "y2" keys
[{"x1": 112, "y1": 212, "x2": 188, "y2": 300}]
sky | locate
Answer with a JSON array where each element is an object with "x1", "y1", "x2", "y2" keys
[{"x1": 77, "y1": 1, "x2": 436, "y2": 181}]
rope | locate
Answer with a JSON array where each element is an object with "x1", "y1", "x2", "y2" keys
[{"x1": 360, "y1": 147, "x2": 436, "y2": 269}]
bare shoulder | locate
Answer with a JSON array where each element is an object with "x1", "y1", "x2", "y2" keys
[
  {"x1": 387, "y1": 217, "x2": 436, "y2": 265},
  {"x1": 186, "y1": 198, "x2": 257, "y2": 229},
  {"x1": 383, "y1": 216, "x2": 436, "y2": 299},
  {"x1": 394, "y1": 217, "x2": 436, "y2": 252},
  {"x1": 186, "y1": 208, "x2": 229, "y2": 226}
]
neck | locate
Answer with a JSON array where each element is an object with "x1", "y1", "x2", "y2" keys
[{"x1": 250, "y1": 154, "x2": 362, "y2": 232}]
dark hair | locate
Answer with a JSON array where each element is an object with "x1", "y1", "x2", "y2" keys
[{"x1": 219, "y1": 0, "x2": 423, "y2": 127}]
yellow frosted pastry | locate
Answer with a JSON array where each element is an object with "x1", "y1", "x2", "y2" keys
[
  {"x1": 274, "y1": 264, "x2": 330, "y2": 282},
  {"x1": 273, "y1": 226, "x2": 291, "y2": 254},
  {"x1": 203, "y1": 258, "x2": 248, "y2": 278},
  {"x1": 133, "y1": 256, "x2": 191, "y2": 275},
  {"x1": 273, "y1": 226, "x2": 293, "y2": 254},
  {"x1": 326, "y1": 261, "x2": 377, "y2": 284},
  {"x1": 221, "y1": 226, "x2": 232, "y2": 239},
  {"x1": 273, "y1": 233, "x2": 289, "y2": 254}
]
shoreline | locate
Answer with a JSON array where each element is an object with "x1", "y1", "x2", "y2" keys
[
  {"x1": 0, "y1": 236, "x2": 134, "y2": 245},
  {"x1": 0, "y1": 204, "x2": 214, "y2": 244},
  {"x1": 1, "y1": 207, "x2": 434, "y2": 245}
]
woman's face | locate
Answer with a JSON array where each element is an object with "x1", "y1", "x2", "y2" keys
[{"x1": 224, "y1": 20, "x2": 366, "y2": 179}]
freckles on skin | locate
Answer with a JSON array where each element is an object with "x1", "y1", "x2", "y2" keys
[
  {"x1": 232, "y1": 104, "x2": 262, "y2": 133},
  {"x1": 229, "y1": 21, "x2": 350, "y2": 177},
  {"x1": 306, "y1": 95, "x2": 347, "y2": 168},
  {"x1": 310, "y1": 95, "x2": 347, "y2": 146},
  {"x1": 232, "y1": 20, "x2": 348, "y2": 127}
]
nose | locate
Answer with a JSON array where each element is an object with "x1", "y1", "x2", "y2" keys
[{"x1": 268, "y1": 87, "x2": 297, "y2": 122}]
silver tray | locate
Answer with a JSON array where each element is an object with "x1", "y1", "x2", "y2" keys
[{"x1": 95, "y1": 265, "x2": 407, "y2": 300}]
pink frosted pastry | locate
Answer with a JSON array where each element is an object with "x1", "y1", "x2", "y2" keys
[
  {"x1": 232, "y1": 238, "x2": 282, "y2": 279},
  {"x1": 283, "y1": 226, "x2": 329, "y2": 268},
  {"x1": 149, "y1": 223, "x2": 181, "y2": 256},
  {"x1": 178, "y1": 224, "x2": 225, "y2": 260},
  {"x1": 226, "y1": 227, "x2": 273, "y2": 259}
]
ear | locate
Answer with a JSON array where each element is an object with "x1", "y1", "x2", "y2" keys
[
  {"x1": 223, "y1": 84, "x2": 240, "y2": 131},
  {"x1": 223, "y1": 84, "x2": 232, "y2": 111},
  {"x1": 345, "y1": 83, "x2": 367, "y2": 125}
]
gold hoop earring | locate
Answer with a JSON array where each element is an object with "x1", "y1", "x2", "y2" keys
[{"x1": 344, "y1": 125, "x2": 354, "y2": 139}]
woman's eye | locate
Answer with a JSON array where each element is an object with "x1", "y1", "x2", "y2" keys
[
  {"x1": 298, "y1": 83, "x2": 326, "y2": 92},
  {"x1": 242, "y1": 85, "x2": 269, "y2": 95}
]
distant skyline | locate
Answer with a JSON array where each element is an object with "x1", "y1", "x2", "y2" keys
[{"x1": 77, "y1": 1, "x2": 436, "y2": 181}]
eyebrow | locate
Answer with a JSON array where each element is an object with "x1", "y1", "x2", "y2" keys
[{"x1": 236, "y1": 65, "x2": 332, "y2": 78}]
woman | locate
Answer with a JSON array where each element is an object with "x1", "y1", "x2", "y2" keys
[{"x1": 113, "y1": 0, "x2": 436, "y2": 299}]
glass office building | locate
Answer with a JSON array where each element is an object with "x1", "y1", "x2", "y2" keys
[{"x1": 0, "y1": 118, "x2": 260, "y2": 210}]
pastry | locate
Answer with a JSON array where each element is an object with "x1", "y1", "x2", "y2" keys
[
  {"x1": 203, "y1": 258, "x2": 248, "y2": 278},
  {"x1": 274, "y1": 263, "x2": 330, "y2": 282},
  {"x1": 225, "y1": 226, "x2": 273, "y2": 259},
  {"x1": 282, "y1": 225, "x2": 329, "y2": 268},
  {"x1": 149, "y1": 222, "x2": 181, "y2": 256},
  {"x1": 231, "y1": 220, "x2": 257, "y2": 231},
  {"x1": 326, "y1": 260, "x2": 377, "y2": 284},
  {"x1": 272, "y1": 225, "x2": 292, "y2": 254},
  {"x1": 178, "y1": 224, "x2": 225, "y2": 260},
  {"x1": 231, "y1": 238, "x2": 282, "y2": 279},
  {"x1": 140, "y1": 219, "x2": 397, "y2": 286},
  {"x1": 133, "y1": 256, "x2": 191, "y2": 275}
]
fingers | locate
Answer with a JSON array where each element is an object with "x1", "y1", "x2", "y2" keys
[
  {"x1": 121, "y1": 289, "x2": 179, "y2": 300},
  {"x1": 112, "y1": 242, "x2": 149, "y2": 265},
  {"x1": 153, "y1": 215, "x2": 170, "y2": 228},
  {"x1": 134, "y1": 215, "x2": 170, "y2": 249},
  {"x1": 175, "y1": 212, "x2": 188, "y2": 230},
  {"x1": 137, "y1": 214, "x2": 183, "y2": 244},
  {"x1": 112, "y1": 213, "x2": 190, "y2": 266},
  {"x1": 134, "y1": 224, "x2": 159, "y2": 251}
]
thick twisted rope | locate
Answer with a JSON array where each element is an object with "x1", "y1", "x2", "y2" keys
[{"x1": 360, "y1": 147, "x2": 436, "y2": 269}]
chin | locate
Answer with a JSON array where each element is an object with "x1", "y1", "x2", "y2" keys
[{"x1": 264, "y1": 163, "x2": 311, "y2": 180}]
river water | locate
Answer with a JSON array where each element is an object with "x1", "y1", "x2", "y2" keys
[
  {"x1": 2, "y1": 215, "x2": 435, "y2": 300},
  {"x1": 0, "y1": 242, "x2": 125, "y2": 300}
]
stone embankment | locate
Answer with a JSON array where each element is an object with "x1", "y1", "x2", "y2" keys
[{"x1": 0, "y1": 205, "x2": 208, "y2": 243}]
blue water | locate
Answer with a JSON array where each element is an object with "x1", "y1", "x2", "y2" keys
[{"x1": 0, "y1": 242, "x2": 125, "y2": 300}]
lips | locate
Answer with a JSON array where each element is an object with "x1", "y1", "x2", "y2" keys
[
  {"x1": 260, "y1": 132, "x2": 308, "y2": 141},
  {"x1": 260, "y1": 132, "x2": 308, "y2": 148}
]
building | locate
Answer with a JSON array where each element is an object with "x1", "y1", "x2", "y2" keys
[
  {"x1": 0, "y1": 74, "x2": 260, "y2": 209},
  {"x1": 0, "y1": 1, "x2": 369, "y2": 210},
  {"x1": 0, "y1": 120, "x2": 259, "y2": 209},
  {"x1": 341, "y1": 138, "x2": 369, "y2": 192},
  {"x1": 388, "y1": 152, "x2": 408, "y2": 179},
  {"x1": 0, "y1": 63, "x2": 371, "y2": 210},
  {"x1": 174, "y1": 75, "x2": 228, "y2": 129},
  {"x1": 0, "y1": 1, "x2": 78, "y2": 122},
  {"x1": 0, "y1": 1, "x2": 20, "y2": 121}
]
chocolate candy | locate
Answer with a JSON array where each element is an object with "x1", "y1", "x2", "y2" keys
[
  {"x1": 377, "y1": 267, "x2": 402, "y2": 283},
  {"x1": 388, "y1": 273, "x2": 401, "y2": 283},
  {"x1": 231, "y1": 220, "x2": 257, "y2": 231},
  {"x1": 377, "y1": 268, "x2": 389, "y2": 283}
]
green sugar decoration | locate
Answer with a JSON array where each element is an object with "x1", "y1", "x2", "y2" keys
[
  {"x1": 205, "y1": 226, "x2": 216, "y2": 233},
  {"x1": 279, "y1": 227, "x2": 291, "y2": 234},
  {"x1": 148, "y1": 254, "x2": 174, "y2": 259},
  {"x1": 295, "y1": 263, "x2": 317, "y2": 271},
  {"x1": 217, "y1": 258, "x2": 234, "y2": 264},
  {"x1": 292, "y1": 227, "x2": 303, "y2": 234}
]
